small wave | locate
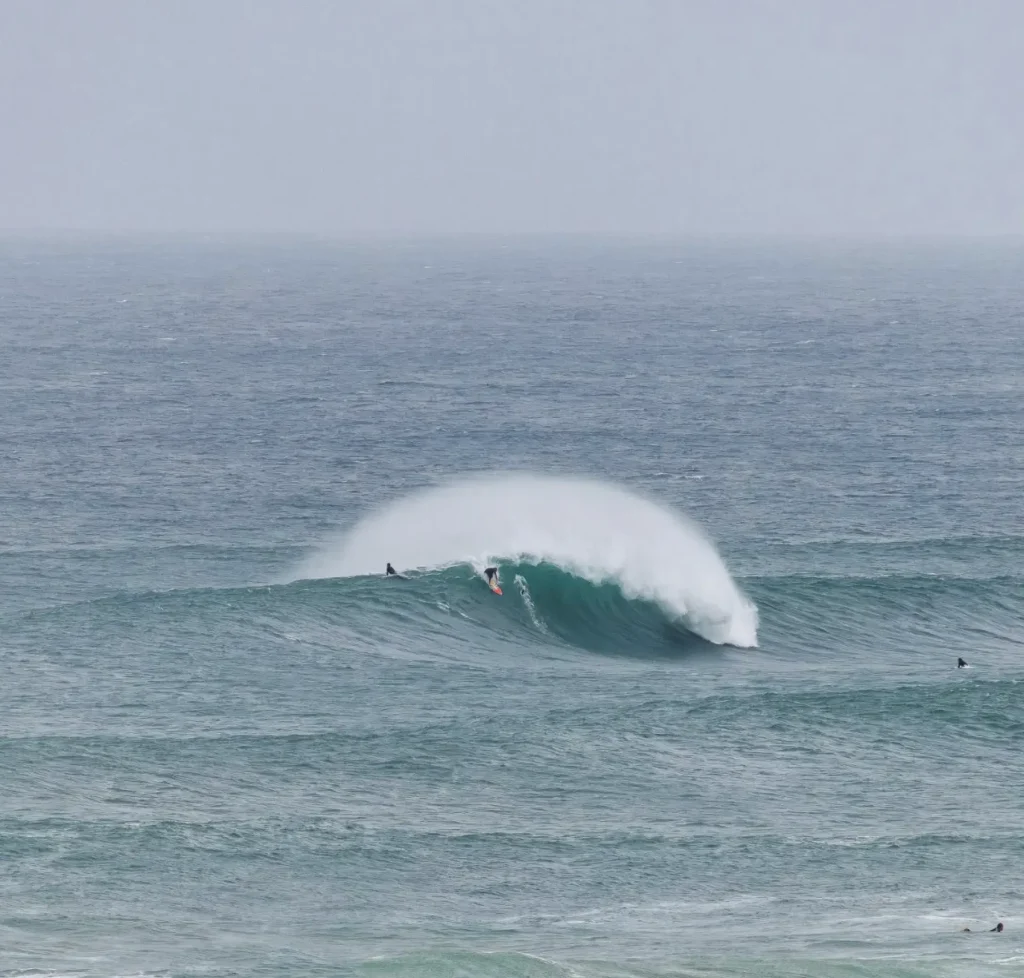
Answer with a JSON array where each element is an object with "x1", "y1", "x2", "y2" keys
[
  {"x1": 746, "y1": 573, "x2": 1024, "y2": 656},
  {"x1": 292, "y1": 474, "x2": 758, "y2": 648},
  {"x1": 358, "y1": 949, "x2": 973, "y2": 978},
  {"x1": 361, "y1": 951, "x2": 585, "y2": 978}
]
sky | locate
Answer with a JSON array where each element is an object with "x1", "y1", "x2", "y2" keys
[{"x1": 1, "y1": 0, "x2": 1021, "y2": 234}]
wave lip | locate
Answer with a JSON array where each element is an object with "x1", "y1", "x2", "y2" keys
[{"x1": 294, "y1": 474, "x2": 758, "y2": 648}]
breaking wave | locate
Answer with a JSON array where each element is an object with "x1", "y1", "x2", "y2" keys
[{"x1": 293, "y1": 474, "x2": 758, "y2": 648}]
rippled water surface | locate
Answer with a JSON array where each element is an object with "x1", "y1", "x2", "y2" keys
[{"x1": 1, "y1": 237, "x2": 1022, "y2": 977}]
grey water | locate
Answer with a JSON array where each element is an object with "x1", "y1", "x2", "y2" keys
[{"x1": 1, "y1": 236, "x2": 1023, "y2": 978}]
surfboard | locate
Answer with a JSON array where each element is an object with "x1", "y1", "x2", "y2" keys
[{"x1": 488, "y1": 581, "x2": 502, "y2": 596}]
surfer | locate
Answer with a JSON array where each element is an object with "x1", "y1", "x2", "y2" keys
[
  {"x1": 962, "y1": 922, "x2": 1004, "y2": 932},
  {"x1": 484, "y1": 567, "x2": 503, "y2": 594},
  {"x1": 957, "y1": 657, "x2": 968, "y2": 668},
  {"x1": 386, "y1": 562, "x2": 397, "y2": 577}
]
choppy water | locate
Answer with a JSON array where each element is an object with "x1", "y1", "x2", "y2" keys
[{"x1": 1, "y1": 237, "x2": 1023, "y2": 978}]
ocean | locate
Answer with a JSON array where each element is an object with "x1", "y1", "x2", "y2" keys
[{"x1": 1, "y1": 236, "x2": 1022, "y2": 978}]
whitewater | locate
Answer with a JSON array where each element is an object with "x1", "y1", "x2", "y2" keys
[{"x1": 294, "y1": 474, "x2": 759, "y2": 648}]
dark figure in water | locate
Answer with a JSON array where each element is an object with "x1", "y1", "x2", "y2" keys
[
  {"x1": 957, "y1": 657, "x2": 968, "y2": 668},
  {"x1": 386, "y1": 563, "x2": 397, "y2": 576},
  {"x1": 484, "y1": 566, "x2": 498, "y2": 586},
  {"x1": 963, "y1": 922, "x2": 1004, "y2": 932}
]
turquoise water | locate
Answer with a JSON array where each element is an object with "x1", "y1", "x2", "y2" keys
[{"x1": 1, "y1": 238, "x2": 1022, "y2": 977}]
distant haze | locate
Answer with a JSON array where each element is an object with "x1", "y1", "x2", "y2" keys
[{"x1": 1, "y1": 0, "x2": 1021, "y2": 234}]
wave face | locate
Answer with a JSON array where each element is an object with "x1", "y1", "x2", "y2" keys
[{"x1": 294, "y1": 474, "x2": 758, "y2": 648}]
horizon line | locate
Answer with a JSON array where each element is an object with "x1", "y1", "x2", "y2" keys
[{"x1": 1, "y1": 228, "x2": 1023, "y2": 241}]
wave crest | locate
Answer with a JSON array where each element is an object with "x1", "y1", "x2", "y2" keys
[{"x1": 294, "y1": 474, "x2": 758, "y2": 648}]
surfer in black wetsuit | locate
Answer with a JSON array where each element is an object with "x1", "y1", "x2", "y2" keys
[
  {"x1": 957, "y1": 657, "x2": 968, "y2": 668},
  {"x1": 962, "y1": 922, "x2": 1004, "y2": 932},
  {"x1": 386, "y1": 562, "x2": 397, "y2": 577},
  {"x1": 484, "y1": 566, "x2": 498, "y2": 587}
]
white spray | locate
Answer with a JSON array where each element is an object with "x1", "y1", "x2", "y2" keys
[
  {"x1": 513, "y1": 573, "x2": 548, "y2": 634},
  {"x1": 293, "y1": 474, "x2": 758, "y2": 648}
]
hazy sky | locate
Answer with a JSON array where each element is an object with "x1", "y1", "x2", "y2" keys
[{"x1": 1, "y1": 0, "x2": 1021, "y2": 234}]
